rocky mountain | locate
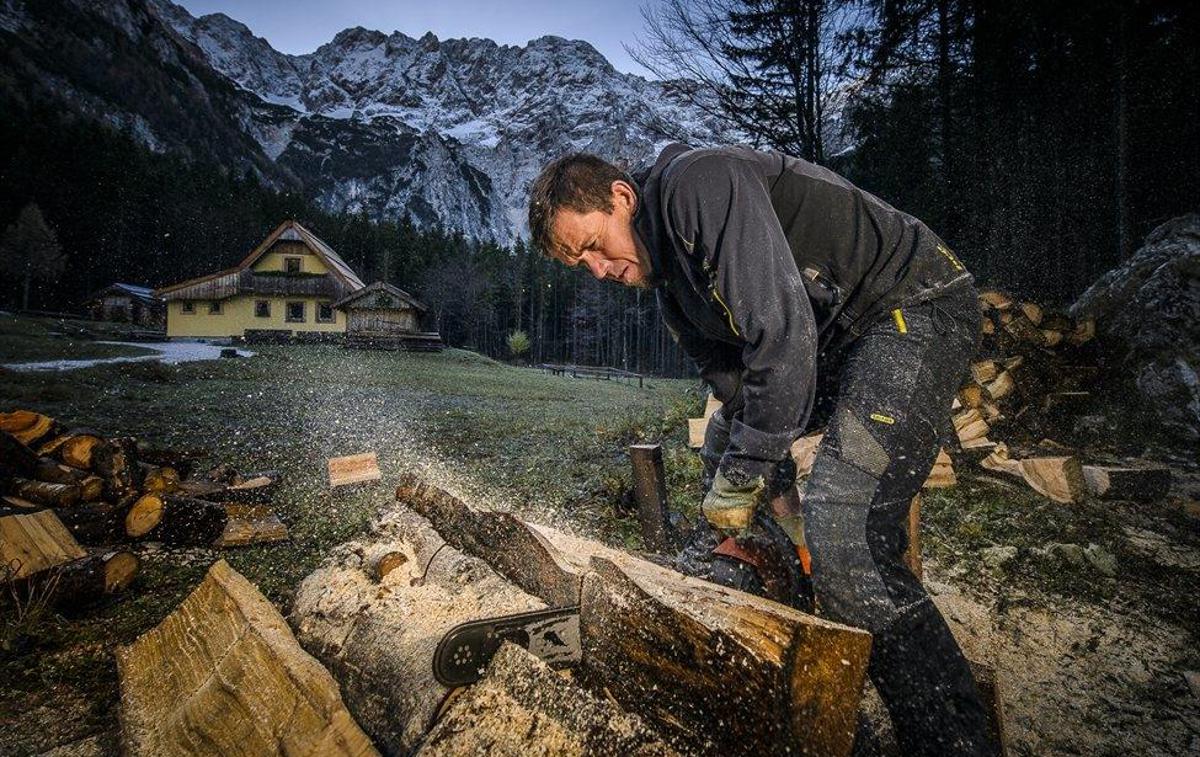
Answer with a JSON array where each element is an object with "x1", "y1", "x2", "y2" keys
[{"x1": 0, "y1": 0, "x2": 728, "y2": 242}]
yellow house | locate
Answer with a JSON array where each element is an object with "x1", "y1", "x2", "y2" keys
[{"x1": 156, "y1": 220, "x2": 365, "y2": 339}]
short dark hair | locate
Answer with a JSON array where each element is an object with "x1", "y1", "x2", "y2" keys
[{"x1": 527, "y1": 153, "x2": 627, "y2": 259}]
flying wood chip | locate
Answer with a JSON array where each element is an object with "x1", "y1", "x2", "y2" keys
[{"x1": 328, "y1": 452, "x2": 382, "y2": 488}]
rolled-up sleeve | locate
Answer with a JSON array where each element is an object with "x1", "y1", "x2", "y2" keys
[{"x1": 669, "y1": 155, "x2": 817, "y2": 479}]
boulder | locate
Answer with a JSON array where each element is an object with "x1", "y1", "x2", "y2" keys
[{"x1": 1072, "y1": 214, "x2": 1200, "y2": 443}]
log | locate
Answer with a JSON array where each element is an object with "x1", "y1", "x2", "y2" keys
[
  {"x1": 57, "y1": 433, "x2": 104, "y2": 470},
  {"x1": 1082, "y1": 464, "x2": 1172, "y2": 502},
  {"x1": 1, "y1": 429, "x2": 40, "y2": 480},
  {"x1": 138, "y1": 463, "x2": 180, "y2": 494},
  {"x1": 55, "y1": 500, "x2": 131, "y2": 544},
  {"x1": 419, "y1": 642, "x2": 675, "y2": 756},
  {"x1": 124, "y1": 493, "x2": 229, "y2": 545},
  {"x1": 9, "y1": 477, "x2": 81, "y2": 508},
  {"x1": 328, "y1": 453, "x2": 382, "y2": 488},
  {"x1": 93, "y1": 437, "x2": 140, "y2": 499},
  {"x1": 292, "y1": 507, "x2": 545, "y2": 753},
  {"x1": 630, "y1": 444, "x2": 672, "y2": 551},
  {"x1": 1018, "y1": 301, "x2": 1043, "y2": 326},
  {"x1": 978, "y1": 290, "x2": 1013, "y2": 310},
  {"x1": 118, "y1": 560, "x2": 377, "y2": 756},
  {"x1": 0, "y1": 509, "x2": 86, "y2": 580},
  {"x1": 178, "y1": 470, "x2": 281, "y2": 503},
  {"x1": 214, "y1": 504, "x2": 289, "y2": 547},
  {"x1": 396, "y1": 476, "x2": 873, "y2": 757},
  {"x1": 0, "y1": 410, "x2": 56, "y2": 446}
]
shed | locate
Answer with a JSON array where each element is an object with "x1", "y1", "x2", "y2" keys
[
  {"x1": 333, "y1": 282, "x2": 443, "y2": 351},
  {"x1": 85, "y1": 283, "x2": 165, "y2": 328}
]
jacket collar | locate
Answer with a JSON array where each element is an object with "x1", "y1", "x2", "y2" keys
[{"x1": 633, "y1": 143, "x2": 691, "y2": 288}]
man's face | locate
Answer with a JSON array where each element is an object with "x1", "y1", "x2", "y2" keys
[{"x1": 550, "y1": 180, "x2": 651, "y2": 288}]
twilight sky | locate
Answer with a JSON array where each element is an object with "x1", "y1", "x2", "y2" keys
[{"x1": 176, "y1": 0, "x2": 654, "y2": 75}]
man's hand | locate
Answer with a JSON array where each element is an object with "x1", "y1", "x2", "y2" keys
[{"x1": 702, "y1": 468, "x2": 765, "y2": 534}]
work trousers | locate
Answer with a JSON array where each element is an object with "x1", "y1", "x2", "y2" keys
[{"x1": 802, "y1": 283, "x2": 998, "y2": 756}]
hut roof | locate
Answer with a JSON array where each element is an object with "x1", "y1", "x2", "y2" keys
[
  {"x1": 87, "y1": 282, "x2": 161, "y2": 303},
  {"x1": 333, "y1": 281, "x2": 427, "y2": 312},
  {"x1": 155, "y1": 221, "x2": 365, "y2": 301}
]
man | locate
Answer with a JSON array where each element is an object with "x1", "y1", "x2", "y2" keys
[{"x1": 527, "y1": 144, "x2": 996, "y2": 755}]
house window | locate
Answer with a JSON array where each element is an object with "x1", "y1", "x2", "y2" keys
[
  {"x1": 286, "y1": 301, "x2": 305, "y2": 323},
  {"x1": 208, "y1": 301, "x2": 222, "y2": 315},
  {"x1": 317, "y1": 303, "x2": 335, "y2": 323},
  {"x1": 285, "y1": 257, "x2": 302, "y2": 274},
  {"x1": 181, "y1": 301, "x2": 195, "y2": 314},
  {"x1": 255, "y1": 300, "x2": 271, "y2": 318}
]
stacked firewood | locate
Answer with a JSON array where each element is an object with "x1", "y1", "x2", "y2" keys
[
  {"x1": 0, "y1": 410, "x2": 287, "y2": 611},
  {"x1": 950, "y1": 289, "x2": 1170, "y2": 503}
]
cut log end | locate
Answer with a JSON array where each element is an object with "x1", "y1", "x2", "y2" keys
[{"x1": 125, "y1": 493, "x2": 164, "y2": 538}]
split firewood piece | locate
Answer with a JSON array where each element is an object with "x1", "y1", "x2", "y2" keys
[
  {"x1": 293, "y1": 508, "x2": 545, "y2": 753},
  {"x1": 0, "y1": 509, "x2": 87, "y2": 580},
  {"x1": 953, "y1": 408, "x2": 991, "y2": 446},
  {"x1": 328, "y1": 453, "x2": 382, "y2": 488},
  {"x1": 1003, "y1": 314, "x2": 1046, "y2": 346},
  {"x1": 791, "y1": 431, "x2": 824, "y2": 478},
  {"x1": 215, "y1": 504, "x2": 289, "y2": 548},
  {"x1": 118, "y1": 560, "x2": 378, "y2": 756},
  {"x1": 1082, "y1": 464, "x2": 1172, "y2": 502},
  {"x1": 418, "y1": 642, "x2": 675, "y2": 756},
  {"x1": 177, "y1": 470, "x2": 281, "y2": 503},
  {"x1": 1067, "y1": 317, "x2": 1095, "y2": 346},
  {"x1": 978, "y1": 290, "x2": 1014, "y2": 310},
  {"x1": 1, "y1": 495, "x2": 40, "y2": 512},
  {"x1": 981, "y1": 444, "x2": 1086, "y2": 503},
  {"x1": 970, "y1": 360, "x2": 1000, "y2": 385},
  {"x1": 1018, "y1": 302, "x2": 1043, "y2": 326},
  {"x1": 983, "y1": 370, "x2": 1015, "y2": 402},
  {"x1": 124, "y1": 493, "x2": 229, "y2": 545},
  {"x1": 0, "y1": 410, "x2": 56, "y2": 446},
  {"x1": 396, "y1": 475, "x2": 872, "y2": 757},
  {"x1": 923, "y1": 449, "x2": 957, "y2": 489},
  {"x1": 687, "y1": 394, "x2": 723, "y2": 449},
  {"x1": 9, "y1": 477, "x2": 81, "y2": 508},
  {"x1": 958, "y1": 382, "x2": 985, "y2": 409}
]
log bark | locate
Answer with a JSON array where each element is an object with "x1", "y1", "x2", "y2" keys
[
  {"x1": 47, "y1": 550, "x2": 139, "y2": 611},
  {"x1": 396, "y1": 475, "x2": 873, "y2": 757},
  {"x1": 137, "y1": 464, "x2": 180, "y2": 494},
  {"x1": 55, "y1": 500, "x2": 131, "y2": 545},
  {"x1": 1082, "y1": 464, "x2": 1172, "y2": 502},
  {"x1": 118, "y1": 560, "x2": 377, "y2": 756},
  {"x1": 630, "y1": 444, "x2": 672, "y2": 551},
  {"x1": 292, "y1": 507, "x2": 545, "y2": 753},
  {"x1": 124, "y1": 493, "x2": 228, "y2": 545},
  {"x1": 9, "y1": 477, "x2": 81, "y2": 508},
  {"x1": 0, "y1": 430, "x2": 39, "y2": 484},
  {"x1": 0, "y1": 509, "x2": 86, "y2": 580},
  {"x1": 419, "y1": 642, "x2": 675, "y2": 756}
]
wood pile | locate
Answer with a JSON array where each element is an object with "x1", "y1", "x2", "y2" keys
[
  {"x1": 685, "y1": 288, "x2": 1171, "y2": 506},
  {"x1": 1, "y1": 409, "x2": 290, "y2": 613},
  {"x1": 286, "y1": 475, "x2": 872, "y2": 756}
]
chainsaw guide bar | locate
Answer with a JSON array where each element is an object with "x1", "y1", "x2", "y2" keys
[{"x1": 432, "y1": 605, "x2": 582, "y2": 686}]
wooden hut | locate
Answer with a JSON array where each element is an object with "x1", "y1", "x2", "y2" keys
[
  {"x1": 334, "y1": 282, "x2": 443, "y2": 351},
  {"x1": 85, "y1": 283, "x2": 165, "y2": 329}
]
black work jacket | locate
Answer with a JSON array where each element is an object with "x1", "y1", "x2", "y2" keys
[{"x1": 633, "y1": 144, "x2": 972, "y2": 475}]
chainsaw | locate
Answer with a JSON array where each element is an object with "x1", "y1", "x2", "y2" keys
[{"x1": 432, "y1": 605, "x2": 582, "y2": 686}]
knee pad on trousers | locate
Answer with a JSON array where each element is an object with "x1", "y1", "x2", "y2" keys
[{"x1": 802, "y1": 453, "x2": 899, "y2": 633}]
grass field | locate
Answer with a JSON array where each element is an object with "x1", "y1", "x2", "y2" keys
[
  {"x1": 1, "y1": 315, "x2": 1197, "y2": 755},
  {"x1": 0, "y1": 313, "x2": 157, "y2": 363}
]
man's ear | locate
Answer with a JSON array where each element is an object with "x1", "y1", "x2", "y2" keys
[{"x1": 611, "y1": 179, "x2": 637, "y2": 213}]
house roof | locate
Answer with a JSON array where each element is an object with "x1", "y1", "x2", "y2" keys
[
  {"x1": 155, "y1": 220, "x2": 365, "y2": 300},
  {"x1": 333, "y1": 281, "x2": 427, "y2": 312}
]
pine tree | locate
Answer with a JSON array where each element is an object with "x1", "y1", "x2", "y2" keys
[{"x1": 1, "y1": 203, "x2": 66, "y2": 311}]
